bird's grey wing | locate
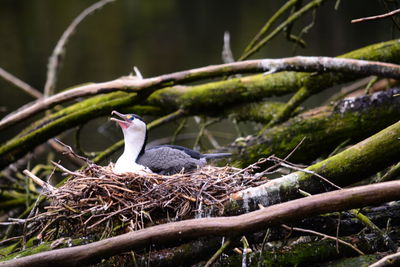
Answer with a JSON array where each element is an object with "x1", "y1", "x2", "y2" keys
[
  {"x1": 147, "y1": 145, "x2": 203, "y2": 159},
  {"x1": 137, "y1": 147, "x2": 205, "y2": 175}
]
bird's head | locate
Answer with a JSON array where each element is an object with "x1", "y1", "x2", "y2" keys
[{"x1": 110, "y1": 111, "x2": 147, "y2": 135}]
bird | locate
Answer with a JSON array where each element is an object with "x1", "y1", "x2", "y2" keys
[{"x1": 110, "y1": 110, "x2": 231, "y2": 175}]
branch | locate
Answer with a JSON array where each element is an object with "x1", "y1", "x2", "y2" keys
[
  {"x1": 228, "y1": 116, "x2": 400, "y2": 212},
  {"x1": 2, "y1": 54, "x2": 400, "y2": 132},
  {"x1": 351, "y1": 9, "x2": 400, "y2": 23},
  {"x1": 0, "y1": 67, "x2": 42, "y2": 98},
  {"x1": 1, "y1": 180, "x2": 400, "y2": 267},
  {"x1": 369, "y1": 250, "x2": 400, "y2": 267},
  {"x1": 239, "y1": 0, "x2": 327, "y2": 60},
  {"x1": 231, "y1": 87, "x2": 400, "y2": 168},
  {"x1": 43, "y1": 0, "x2": 116, "y2": 97},
  {"x1": 281, "y1": 224, "x2": 364, "y2": 255},
  {"x1": 22, "y1": 170, "x2": 56, "y2": 193},
  {"x1": 242, "y1": 0, "x2": 300, "y2": 56}
]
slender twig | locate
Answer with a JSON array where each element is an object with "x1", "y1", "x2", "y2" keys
[
  {"x1": 53, "y1": 138, "x2": 92, "y2": 164},
  {"x1": 376, "y1": 161, "x2": 400, "y2": 183},
  {"x1": 257, "y1": 229, "x2": 271, "y2": 267},
  {"x1": 241, "y1": 236, "x2": 250, "y2": 267},
  {"x1": 50, "y1": 161, "x2": 85, "y2": 177},
  {"x1": 171, "y1": 118, "x2": 187, "y2": 145},
  {"x1": 204, "y1": 238, "x2": 232, "y2": 267},
  {"x1": 239, "y1": 0, "x2": 327, "y2": 60},
  {"x1": 369, "y1": 250, "x2": 400, "y2": 267},
  {"x1": 351, "y1": 8, "x2": 400, "y2": 23},
  {"x1": 242, "y1": 0, "x2": 300, "y2": 56},
  {"x1": 0, "y1": 67, "x2": 42, "y2": 98},
  {"x1": 281, "y1": 224, "x2": 365, "y2": 255},
  {"x1": 44, "y1": 0, "x2": 116, "y2": 97},
  {"x1": 264, "y1": 85, "x2": 310, "y2": 128},
  {"x1": 222, "y1": 32, "x2": 234, "y2": 63},
  {"x1": 349, "y1": 209, "x2": 397, "y2": 252},
  {"x1": 279, "y1": 161, "x2": 342, "y2": 190},
  {"x1": 285, "y1": 0, "x2": 307, "y2": 49},
  {"x1": 23, "y1": 170, "x2": 56, "y2": 193}
]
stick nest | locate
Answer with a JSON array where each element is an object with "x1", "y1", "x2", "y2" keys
[{"x1": 33, "y1": 162, "x2": 268, "y2": 239}]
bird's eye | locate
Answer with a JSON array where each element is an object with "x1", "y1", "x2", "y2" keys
[{"x1": 126, "y1": 115, "x2": 134, "y2": 120}]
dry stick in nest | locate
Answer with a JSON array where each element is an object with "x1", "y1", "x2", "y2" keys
[
  {"x1": 3, "y1": 180, "x2": 400, "y2": 267},
  {"x1": 30, "y1": 163, "x2": 267, "y2": 239}
]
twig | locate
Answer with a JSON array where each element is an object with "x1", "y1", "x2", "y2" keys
[
  {"x1": 239, "y1": 0, "x2": 327, "y2": 60},
  {"x1": 351, "y1": 8, "x2": 400, "y2": 23},
  {"x1": 285, "y1": 0, "x2": 307, "y2": 49},
  {"x1": 44, "y1": 0, "x2": 116, "y2": 97},
  {"x1": 0, "y1": 67, "x2": 42, "y2": 98},
  {"x1": 264, "y1": 85, "x2": 309, "y2": 128},
  {"x1": 257, "y1": 229, "x2": 271, "y2": 267},
  {"x1": 53, "y1": 138, "x2": 92, "y2": 164},
  {"x1": 171, "y1": 117, "x2": 187, "y2": 145},
  {"x1": 23, "y1": 170, "x2": 56, "y2": 193},
  {"x1": 349, "y1": 209, "x2": 397, "y2": 252},
  {"x1": 50, "y1": 161, "x2": 85, "y2": 177},
  {"x1": 278, "y1": 161, "x2": 342, "y2": 190},
  {"x1": 369, "y1": 250, "x2": 400, "y2": 267},
  {"x1": 240, "y1": 236, "x2": 251, "y2": 267},
  {"x1": 204, "y1": 238, "x2": 232, "y2": 267},
  {"x1": 376, "y1": 161, "x2": 400, "y2": 183},
  {"x1": 281, "y1": 224, "x2": 365, "y2": 255},
  {"x1": 2, "y1": 56, "x2": 400, "y2": 132},
  {"x1": 242, "y1": 0, "x2": 300, "y2": 56},
  {"x1": 222, "y1": 31, "x2": 234, "y2": 63}
]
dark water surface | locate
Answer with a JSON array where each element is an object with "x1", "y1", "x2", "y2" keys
[{"x1": 0, "y1": 0, "x2": 395, "y2": 157}]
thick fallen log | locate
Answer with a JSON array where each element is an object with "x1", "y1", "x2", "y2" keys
[{"x1": 1, "y1": 180, "x2": 400, "y2": 267}]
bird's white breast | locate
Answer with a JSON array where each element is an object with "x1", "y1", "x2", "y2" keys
[{"x1": 113, "y1": 155, "x2": 149, "y2": 174}]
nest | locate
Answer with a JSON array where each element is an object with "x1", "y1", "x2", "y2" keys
[{"x1": 30, "y1": 162, "x2": 268, "y2": 240}]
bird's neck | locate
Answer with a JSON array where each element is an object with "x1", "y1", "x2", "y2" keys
[{"x1": 121, "y1": 130, "x2": 146, "y2": 162}]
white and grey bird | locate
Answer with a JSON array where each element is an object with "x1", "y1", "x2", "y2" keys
[{"x1": 110, "y1": 111, "x2": 231, "y2": 175}]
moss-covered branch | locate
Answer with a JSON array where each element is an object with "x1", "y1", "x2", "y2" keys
[
  {"x1": 148, "y1": 39, "x2": 400, "y2": 114},
  {"x1": 229, "y1": 115, "x2": 400, "y2": 214},
  {"x1": 230, "y1": 88, "x2": 400, "y2": 167}
]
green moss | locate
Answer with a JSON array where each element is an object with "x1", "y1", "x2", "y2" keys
[{"x1": 0, "y1": 238, "x2": 88, "y2": 262}]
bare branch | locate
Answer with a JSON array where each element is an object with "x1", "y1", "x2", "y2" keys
[
  {"x1": 369, "y1": 250, "x2": 400, "y2": 267},
  {"x1": 0, "y1": 67, "x2": 42, "y2": 98},
  {"x1": 23, "y1": 169, "x2": 56, "y2": 193},
  {"x1": 351, "y1": 8, "x2": 400, "y2": 23},
  {"x1": 44, "y1": 0, "x2": 116, "y2": 97},
  {"x1": 281, "y1": 224, "x2": 364, "y2": 255}
]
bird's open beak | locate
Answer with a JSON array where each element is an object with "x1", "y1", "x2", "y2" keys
[{"x1": 110, "y1": 110, "x2": 132, "y2": 129}]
